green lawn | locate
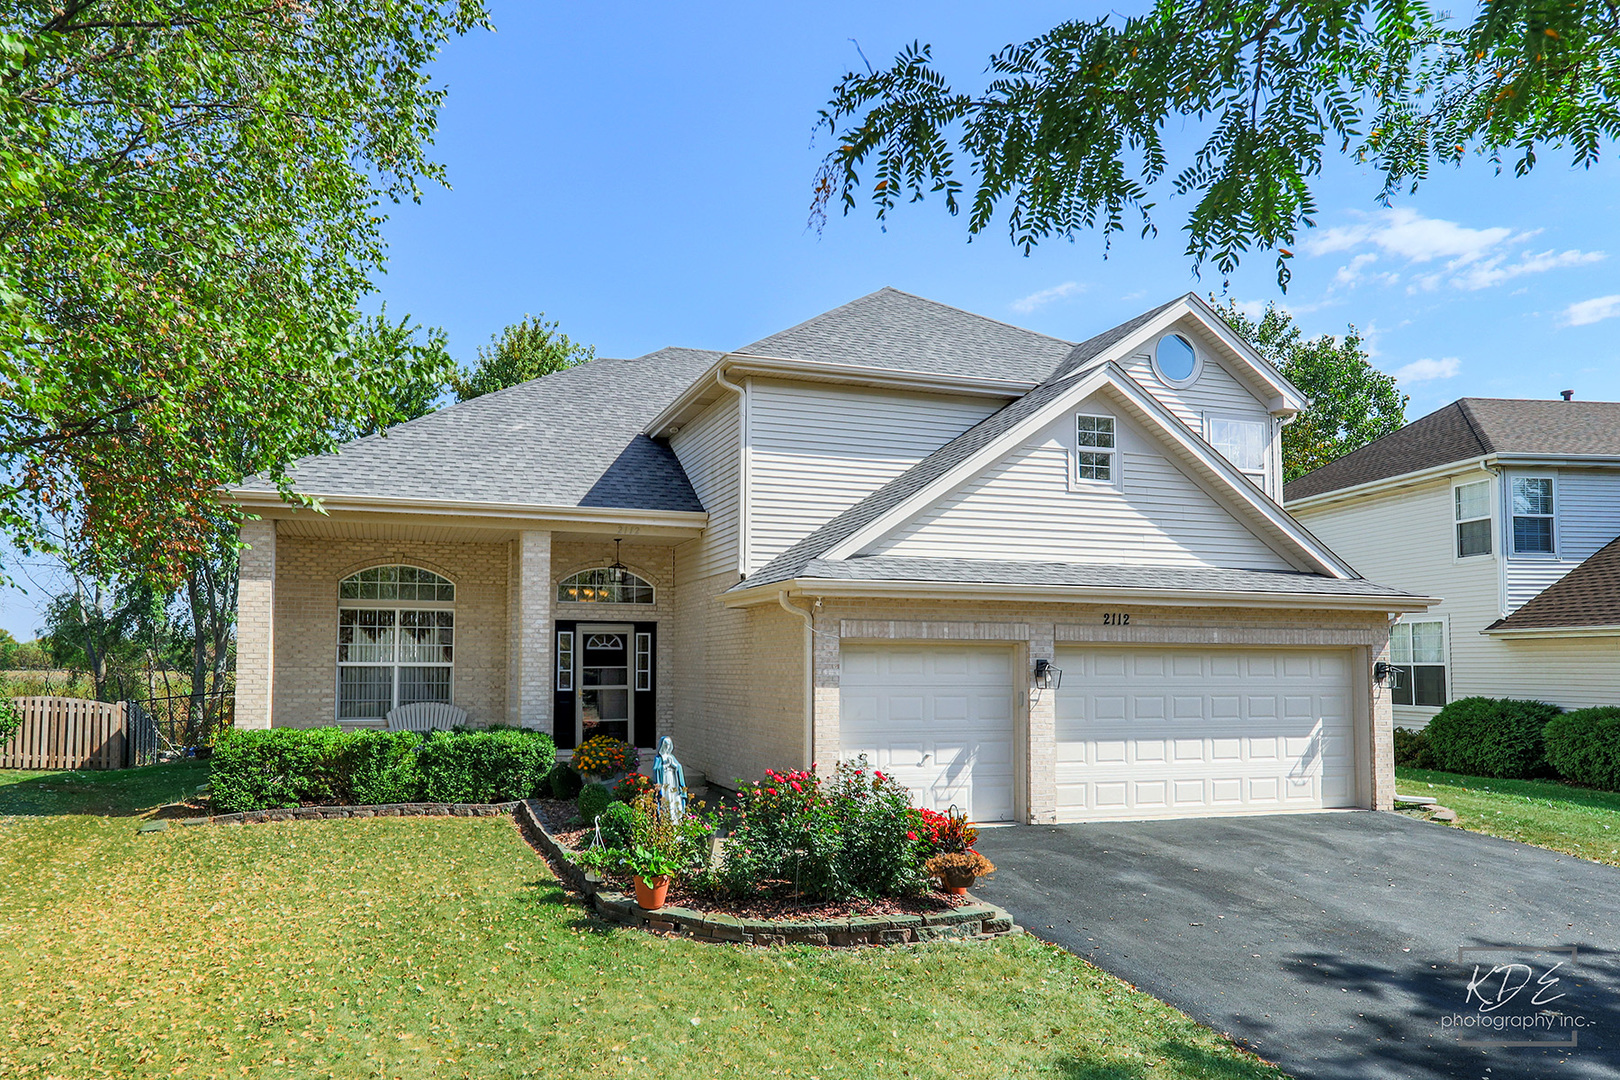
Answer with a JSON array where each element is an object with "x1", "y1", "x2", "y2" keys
[
  {"x1": 0, "y1": 764, "x2": 1282, "y2": 1080},
  {"x1": 1396, "y1": 766, "x2": 1620, "y2": 866}
]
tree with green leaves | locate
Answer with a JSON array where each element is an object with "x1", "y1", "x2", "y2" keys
[
  {"x1": 1, "y1": 0, "x2": 487, "y2": 583},
  {"x1": 451, "y1": 315, "x2": 595, "y2": 402},
  {"x1": 814, "y1": 2, "x2": 1619, "y2": 286},
  {"x1": 1215, "y1": 300, "x2": 1406, "y2": 479}
]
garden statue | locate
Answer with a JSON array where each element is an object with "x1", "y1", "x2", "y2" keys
[{"x1": 653, "y1": 735, "x2": 685, "y2": 822}]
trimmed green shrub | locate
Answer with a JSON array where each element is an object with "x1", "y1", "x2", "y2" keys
[
  {"x1": 1544, "y1": 707, "x2": 1620, "y2": 791},
  {"x1": 1392, "y1": 727, "x2": 1434, "y2": 769},
  {"x1": 576, "y1": 781, "x2": 614, "y2": 825},
  {"x1": 548, "y1": 762, "x2": 583, "y2": 800},
  {"x1": 1424, "y1": 697, "x2": 1563, "y2": 778},
  {"x1": 418, "y1": 729, "x2": 557, "y2": 803},
  {"x1": 596, "y1": 800, "x2": 637, "y2": 848},
  {"x1": 211, "y1": 727, "x2": 422, "y2": 811}
]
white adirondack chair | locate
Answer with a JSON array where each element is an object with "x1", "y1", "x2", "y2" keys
[{"x1": 385, "y1": 701, "x2": 467, "y2": 734}]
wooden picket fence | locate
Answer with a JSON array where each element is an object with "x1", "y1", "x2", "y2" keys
[{"x1": 0, "y1": 697, "x2": 132, "y2": 771}]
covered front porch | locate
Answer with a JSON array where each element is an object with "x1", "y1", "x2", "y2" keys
[{"x1": 231, "y1": 505, "x2": 701, "y2": 755}]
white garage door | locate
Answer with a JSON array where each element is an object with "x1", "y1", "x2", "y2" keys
[
  {"x1": 840, "y1": 645, "x2": 1016, "y2": 823},
  {"x1": 1055, "y1": 647, "x2": 1359, "y2": 821}
]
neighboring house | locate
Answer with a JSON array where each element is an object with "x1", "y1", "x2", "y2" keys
[
  {"x1": 1286, "y1": 397, "x2": 1620, "y2": 731},
  {"x1": 227, "y1": 288, "x2": 1431, "y2": 824}
]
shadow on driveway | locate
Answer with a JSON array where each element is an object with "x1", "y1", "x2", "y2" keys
[{"x1": 974, "y1": 812, "x2": 1618, "y2": 1080}]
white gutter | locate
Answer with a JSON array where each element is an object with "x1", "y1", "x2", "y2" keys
[
  {"x1": 777, "y1": 591, "x2": 816, "y2": 768},
  {"x1": 1483, "y1": 624, "x2": 1620, "y2": 639},
  {"x1": 222, "y1": 489, "x2": 708, "y2": 531},
  {"x1": 1285, "y1": 456, "x2": 1493, "y2": 512},
  {"x1": 728, "y1": 577, "x2": 1438, "y2": 613}
]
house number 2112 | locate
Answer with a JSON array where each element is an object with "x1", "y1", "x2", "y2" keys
[{"x1": 1102, "y1": 613, "x2": 1130, "y2": 625}]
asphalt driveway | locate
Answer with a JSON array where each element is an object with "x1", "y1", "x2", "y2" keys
[{"x1": 973, "y1": 812, "x2": 1619, "y2": 1080}]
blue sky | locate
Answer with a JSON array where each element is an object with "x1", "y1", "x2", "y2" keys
[{"x1": 3, "y1": 1, "x2": 1616, "y2": 639}]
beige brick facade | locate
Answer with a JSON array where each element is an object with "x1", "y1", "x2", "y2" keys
[{"x1": 235, "y1": 519, "x2": 275, "y2": 730}]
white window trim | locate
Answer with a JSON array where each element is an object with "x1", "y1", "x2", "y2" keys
[
  {"x1": 1451, "y1": 477, "x2": 1495, "y2": 562},
  {"x1": 1508, "y1": 473, "x2": 1558, "y2": 559},
  {"x1": 1151, "y1": 331, "x2": 1203, "y2": 389},
  {"x1": 1202, "y1": 411, "x2": 1270, "y2": 491},
  {"x1": 1072, "y1": 412, "x2": 1121, "y2": 488},
  {"x1": 336, "y1": 605, "x2": 455, "y2": 721},
  {"x1": 1390, "y1": 615, "x2": 1449, "y2": 712},
  {"x1": 634, "y1": 631, "x2": 652, "y2": 692}
]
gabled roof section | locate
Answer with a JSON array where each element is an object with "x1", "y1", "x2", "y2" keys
[
  {"x1": 231, "y1": 347, "x2": 720, "y2": 512},
  {"x1": 739, "y1": 287, "x2": 1077, "y2": 384},
  {"x1": 1286, "y1": 398, "x2": 1620, "y2": 503},
  {"x1": 1486, "y1": 534, "x2": 1620, "y2": 633},
  {"x1": 739, "y1": 361, "x2": 1357, "y2": 593}
]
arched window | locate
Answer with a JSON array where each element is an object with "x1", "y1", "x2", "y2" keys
[
  {"x1": 557, "y1": 567, "x2": 654, "y2": 604},
  {"x1": 337, "y1": 566, "x2": 455, "y2": 720}
]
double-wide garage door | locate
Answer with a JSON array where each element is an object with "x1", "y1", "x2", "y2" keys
[
  {"x1": 841, "y1": 642, "x2": 1361, "y2": 825},
  {"x1": 1055, "y1": 646, "x2": 1359, "y2": 821}
]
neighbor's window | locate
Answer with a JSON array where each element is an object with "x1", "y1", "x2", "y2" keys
[
  {"x1": 1390, "y1": 620, "x2": 1446, "y2": 708},
  {"x1": 1454, "y1": 480, "x2": 1492, "y2": 558},
  {"x1": 337, "y1": 566, "x2": 454, "y2": 720},
  {"x1": 1511, "y1": 476, "x2": 1555, "y2": 554},
  {"x1": 557, "y1": 567, "x2": 654, "y2": 604},
  {"x1": 1205, "y1": 415, "x2": 1269, "y2": 486},
  {"x1": 1075, "y1": 414, "x2": 1117, "y2": 482}
]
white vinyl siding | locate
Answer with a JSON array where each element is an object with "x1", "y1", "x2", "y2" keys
[
  {"x1": 1502, "y1": 468, "x2": 1620, "y2": 611},
  {"x1": 1293, "y1": 470, "x2": 1620, "y2": 724},
  {"x1": 669, "y1": 395, "x2": 741, "y2": 578},
  {"x1": 746, "y1": 380, "x2": 1002, "y2": 572},
  {"x1": 867, "y1": 398, "x2": 1295, "y2": 570}
]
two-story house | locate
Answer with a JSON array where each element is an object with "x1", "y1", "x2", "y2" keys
[
  {"x1": 227, "y1": 288, "x2": 1430, "y2": 824},
  {"x1": 1286, "y1": 397, "x2": 1620, "y2": 731}
]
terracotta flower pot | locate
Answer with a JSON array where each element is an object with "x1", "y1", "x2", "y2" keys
[
  {"x1": 939, "y1": 868, "x2": 976, "y2": 896},
  {"x1": 634, "y1": 874, "x2": 671, "y2": 911}
]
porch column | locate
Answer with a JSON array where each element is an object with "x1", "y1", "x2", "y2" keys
[
  {"x1": 234, "y1": 518, "x2": 275, "y2": 730},
  {"x1": 508, "y1": 530, "x2": 553, "y2": 731},
  {"x1": 1025, "y1": 623, "x2": 1058, "y2": 824}
]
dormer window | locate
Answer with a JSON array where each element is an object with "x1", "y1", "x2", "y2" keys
[
  {"x1": 1153, "y1": 332, "x2": 1201, "y2": 388},
  {"x1": 1205, "y1": 415, "x2": 1269, "y2": 487},
  {"x1": 1075, "y1": 414, "x2": 1117, "y2": 482}
]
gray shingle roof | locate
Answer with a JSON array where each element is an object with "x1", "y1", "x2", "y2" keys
[
  {"x1": 1285, "y1": 398, "x2": 1620, "y2": 502},
  {"x1": 739, "y1": 287, "x2": 1077, "y2": 383},
  {"x1": 796, "y1": 555, "x2": 1415, "y2": 598},
  {"x1": 1487, "y1": 534, "x2": 1620, "y2": 631},
  {"x1": 235, "y1": 347, "x2": 720, "y2": 511}
]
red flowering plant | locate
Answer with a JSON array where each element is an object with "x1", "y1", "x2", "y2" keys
[
  {"x1": 614, "y1": 771, "x2": 656, "y2": 803},
  {"x1": 917, "y1": 806, "x2": 994, "y2": 886},
  {"x1": 706, "y1": 758, "x2": 930, "y2": 901}
]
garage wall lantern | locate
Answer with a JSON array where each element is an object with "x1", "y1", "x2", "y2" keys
[
  {"x1": 1033, "y1": 658, "x2": 1063, "y2": 690},
  {"x1": 1373, "y1": 661, "x2": 1403, "y2": 690}
]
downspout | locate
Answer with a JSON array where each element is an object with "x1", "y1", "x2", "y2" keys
[
  {"x1": 715, "y1": 366, "x2": 750, "y2": 578},
  {"x1": 778, "y1": 590, "x2": 815, "y2": 770}
]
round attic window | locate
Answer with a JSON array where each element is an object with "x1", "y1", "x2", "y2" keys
[{"x1": 1153, "y1": 333, "x2": 1200, "y2": 387}]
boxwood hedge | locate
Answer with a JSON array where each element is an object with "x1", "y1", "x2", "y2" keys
[
  {"x1": 1423, "y1": 697, "x2": 1562, "y2": 778},
  {"x1": 1543, "y1": 707, "x2": 1620, "y2": 791}
]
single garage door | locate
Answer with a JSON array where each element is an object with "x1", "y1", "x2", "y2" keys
[
  {"x1": 840, "y1": 645, "x2": 1016, "y2": 822},
  {"x1": 1055, "y1": 647, "x2": 1359, "y2": 821}
]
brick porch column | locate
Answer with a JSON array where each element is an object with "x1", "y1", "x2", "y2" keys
[
  {"x1": 1025, "y1": 623, "x2": 1058, "y2": 824},
  {"x1": 508, "y1": 530, "x2": 553, "y2": 731},
  {"x1": 234, "y1": 518, "x2": 275, "y2": 729}
]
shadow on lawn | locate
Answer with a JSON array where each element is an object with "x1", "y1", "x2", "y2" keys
[{"x1": 0, "y1": 762, "x2": 210, "y2": 818}]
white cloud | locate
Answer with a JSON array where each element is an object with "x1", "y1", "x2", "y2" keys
[
  {"x1": 1304, "y1": 208, "x2": 1603, "y2": 292},
  {"x1": 1393, "y1": 356, "x2": 1462, "y2": 383},
  {"x1": 1562, "y1": 294, "x2": 1620, "y2": 327},
  {"x1": 1011, "y1": 281, "x2": 1085, "y2": 313}
]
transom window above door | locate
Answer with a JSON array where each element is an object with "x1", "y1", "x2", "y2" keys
[{"x1": 557, "y1": 567, "x2": 654, "y2": 604}]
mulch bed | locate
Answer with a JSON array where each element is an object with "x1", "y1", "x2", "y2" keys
[{"x1": 527, "y1": 796, "x2": 969, "y2": 920}]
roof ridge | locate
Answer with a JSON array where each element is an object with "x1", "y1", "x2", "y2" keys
[
  {"x1": 1454, "y1": 398, "x2": 1496, "y2": 455},
  {"x1": 874, "y1": 286, "x2": 1079, "y2": 347}
]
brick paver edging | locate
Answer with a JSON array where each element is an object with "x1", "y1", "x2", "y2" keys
[
  {"x1": 513, "y1": 799, "x2": 1020, "y2": 948},
  {"x1": 176, "y1": 801, "x2": 522, "y2": 826}
]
